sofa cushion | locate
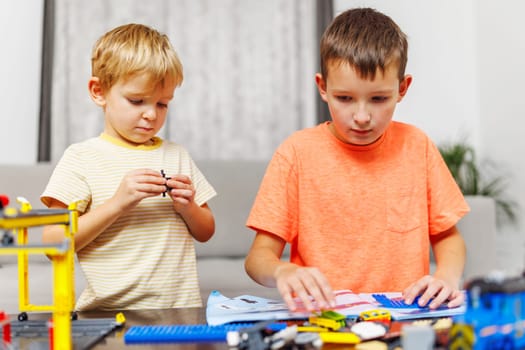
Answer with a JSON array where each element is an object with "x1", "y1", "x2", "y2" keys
[
  {"x1": 194, "y1": 159, "x2": 268, "y2": 258},
  {"x1": 197, "y1": 258, "x2": 281, "y2": 301},
  {"x1": 0, "y1": 163, "x2": 55, "y2": 210},
  {"x1": 0, "y1": 163, "x2": 55, "y2": 265}
]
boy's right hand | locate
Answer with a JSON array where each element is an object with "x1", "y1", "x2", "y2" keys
[
  {"x1": 113, "y1": 169, "x2": 167, "y2": 210},
  {"x1": 274, "y1": 263, "x2": 336, "y2": 312}
]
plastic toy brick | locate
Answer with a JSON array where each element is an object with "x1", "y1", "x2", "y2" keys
[
  {"x1": 0, "y1": 318, "x2": 123, "y2": 350},
  {"x1": 449, "y1": 273, "x2": 525, "y2": 349},
  {"x1": 320, "y1": 310, "x2": 346, "y2": 325},
  {"x1": 358, "y1": 309, "x2": 391, "y2": 323},
  {"x1": 0, "y1": 195, "x2": 9, "y2": 209},
  {"x1": 372, "y1": 294, "x2": 448, "y2": 310},
  {"x1": 318, "y1": 331, "x2": 361, "y2": 344},
  {"x1": 124, "y1": 322, "x2": 286, "y2": 344},
  {"x1": 0, "y1": 310, "x2": 11, "y2": 345},
  {"x1": 160, "y1": 169, "x2": 171, "y2": 197},
  {"x1": 308, "y1": 315, "x2": 343, "y2": 331},
  {"x1": 296, "y1": 326, "x2": 329, "y2": 333}
]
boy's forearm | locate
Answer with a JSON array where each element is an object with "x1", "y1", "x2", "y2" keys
[
  {"x1": 431, "y1": 225, "x2": 466, "y2": 289},
  {"x1": 42, "y1": 197, "x2": 123, "y2": 251},
  {"x1": 245, "y1": 249, "x2": 286, "y2": 288},
  {"x1": 73, "y1": 198, "x2": 125, "y2": 251},
  {"x1": 179, "y1": 203, "x2": 215, "y2": 242}
]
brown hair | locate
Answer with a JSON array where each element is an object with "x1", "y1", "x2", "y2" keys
[
  {"x1": 91, "y1": 23, "x2": 183, "y2": 91},
  {"x1": 320, "y1": 8, "x2": 408, "y2": 81}
]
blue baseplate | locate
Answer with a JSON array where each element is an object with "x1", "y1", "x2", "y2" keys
[
  {"x1": 372, "y1": 293, "x2": 448, "y2": 310},
  {"x1": 124, "y1": 322, "x2": 286, "y2": 344}
]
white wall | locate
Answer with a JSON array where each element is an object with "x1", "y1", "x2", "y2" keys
[
  {"x1": 477, "y1": 1, "x2": 525, "y2": 269},
  {"x1": 334, "y1": 0, "x2": 480, "y2": 148},
  {"x1": 0, "y1": 0, "x2": 44, "y2": 164}
]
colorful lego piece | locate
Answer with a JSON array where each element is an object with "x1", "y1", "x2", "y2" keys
[
  {"x1": 401, "y1": 324, "x2": 435, "y2": 350},
  {"x1": 0, "y1": 310, "x2": 11, "y2": 345},
  {"x1": 226, "y1": 321, "x2": 293, "y2": 350},
  {"x1": 308, "y1": 310, "x2": 347, "y2": 331},
  {"x1": 124, "y1": 322, "x2": 286, "y2": 344},
  {"x1": 358, "y1": 309, "x2": 391, "y2": 323},
  {"x1": 372, "y1": 293, "x2": 449, "y2": 310},
  {"x1": 160, "y1": 169, "x2": 172, "y2": 197},
  {"x1": 318, "y1": 331, "x2": 361, "y2": 344},
  {"x1": 350, "y1": 321, "x2": 388, "y2": 340},
  {"x1": 449, "y1": 271, "x2": 525, "y2": 349}
]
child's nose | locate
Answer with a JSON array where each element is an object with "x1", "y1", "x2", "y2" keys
[
  {"x1": 142, "y1": 109, "x2": 156, "y2": 120},
  {"x1": 353, "y1": 110, "x2": 371, "y2": 125}
]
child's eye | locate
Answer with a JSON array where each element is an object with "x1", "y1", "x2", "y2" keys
[
  {"x1": 128, "y1": 99, "x2": 143, "y2": 105},
  {"x1": 157, "y1": 102, "x2": 169, "y2": 108},
  {"x1": 336, "y1": 96, "x2": 352, "y2": 102},
  {"x1": 372, "y1": 96, "x2": 388, "y2": 102}
]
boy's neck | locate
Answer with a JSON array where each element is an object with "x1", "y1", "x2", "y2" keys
[{"x1": 100, "y1": 133, "x2": 163, "y2": 149}]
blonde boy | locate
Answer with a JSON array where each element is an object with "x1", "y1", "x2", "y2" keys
[{"x1": 42, "y1": 24, "x2": 216, "y2": 311}]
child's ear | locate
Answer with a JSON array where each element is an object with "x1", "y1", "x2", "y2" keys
[
  {"x1": 397, "y1": 74, "x2": 413, "y2": 101},
  {"x1": 315, "y1": 73, "x2": 329, "y2": 103},
  {"x1": 88, "y1": 77, "x2": 106, "y2": 107}
]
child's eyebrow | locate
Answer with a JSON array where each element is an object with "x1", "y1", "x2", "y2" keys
[
  {"x1": 331, "y1": 88, "x2": 394, "y2": 95},
  {"x1": 371, "y1": 89, "x2": 395, "y2": 95}
]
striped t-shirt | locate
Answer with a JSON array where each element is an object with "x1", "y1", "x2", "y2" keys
[{"x1": 41, "y1": 133, "x2": 216, "y2": 311}]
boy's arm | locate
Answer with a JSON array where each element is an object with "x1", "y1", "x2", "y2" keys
[
  {"x1": 175, "y1": 202, "x2": 215, "y2": 242},
  {"x1": 43, "y1": 195, "x2": 132, "y2": 251},
  {"x1": 431, "y1": 225, "x2": 466, "y2": 289},
  {"x1": 403, "y1": 225, "x2": 466, "y2": 308},
  {"x1": 43, "y1": 168, "x2": 168, "y2": 251},
  {"x1": 245, "y1": 231, "x2": 287, "y2": 288},
  {"x1": 245, "y1": 231, "x2": 335, "y2": 311},
  {"x1": 165, "y1": 174, "x2": 215, "y2": 242}
]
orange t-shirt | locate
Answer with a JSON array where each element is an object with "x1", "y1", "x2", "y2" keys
[{"x1": 247, "y1": 121, "x2": 469, "y2": 292}]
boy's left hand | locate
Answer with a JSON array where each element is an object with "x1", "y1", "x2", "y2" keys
[
  {"x1": 402, "y1": 274, "x2": 464, "y2": 309},
  {"x1": 165, "y1": 174, "x2": 195, "y2": 212}
]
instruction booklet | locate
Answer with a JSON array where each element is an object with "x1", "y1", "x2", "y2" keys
[{"x1": 206, "y1": 289, "x2": 466, "y2": 326}]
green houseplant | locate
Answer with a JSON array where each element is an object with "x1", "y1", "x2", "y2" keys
[{"x1": 438, "y1": 141, "x2": 517, "y2": 226}]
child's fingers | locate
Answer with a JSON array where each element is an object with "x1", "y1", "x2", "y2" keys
[
  {"x1": 295, "y1": 289, "x2": 315, "y2": 312},
  {"x1": 295, "y1": 268, "x2": 333, "y2": 311},
  {"x1": 311, "y1": 271, "x2": 336, "y2": 308},
  {"x1": 446, "y1": 290, "x2": 465, "y2": 308},
  {"x1": 301, "y1": 279, "x2": 334, "y2": 310},
  {"x1": 277, "y1": 278, "x2": 315, "y2": 312},
  {"x1": 403, "y1": 275, "x2": 432, "y2": 304},
  {"x1": 277, "y1": 284, "x2": 298, "y2": 312},
  {"x1": 167, "y1": 174, "x2": 191, "y2": 184},
  {"x1": 166, "y1": 178, "x2": 194, "y2": 195}
]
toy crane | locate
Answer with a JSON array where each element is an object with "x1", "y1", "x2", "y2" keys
[{"x1": 0, "y1": 195, "x2": 78, "y2": 350}]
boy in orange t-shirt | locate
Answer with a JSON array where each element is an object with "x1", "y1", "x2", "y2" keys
[{"x1": 245, "y1": 8, "x2": 469, "y2": 312}]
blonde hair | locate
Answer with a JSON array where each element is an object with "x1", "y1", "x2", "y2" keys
[{"x1": 91, "y1": 23, "x2": 183, "y2": 91}]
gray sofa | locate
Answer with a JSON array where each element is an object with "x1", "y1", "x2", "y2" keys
[{"x1": 0, "y1": 160, "x2": 282, "y2": 314}]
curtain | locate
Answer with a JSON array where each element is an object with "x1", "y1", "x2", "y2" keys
[
  {"x1": 49, "y1": 0, "x2": 317, "y2": 161},
  {"x1": 38, "y1": 0, "x2": 55, "y2": 162},
  {"x1": 315, "y1": 0, "x2": 333, "y2": 124}
]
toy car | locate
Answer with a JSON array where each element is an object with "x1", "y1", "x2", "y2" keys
[
  {"x1": 308, "y1": 316, "x2": 342, "y2": 331},
  {"x1": 306, "y1": 310, "x2": 347, "y2": 331},
  {"x1": 358, "y1": 309, "x2": 391, "y2": 323}
]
